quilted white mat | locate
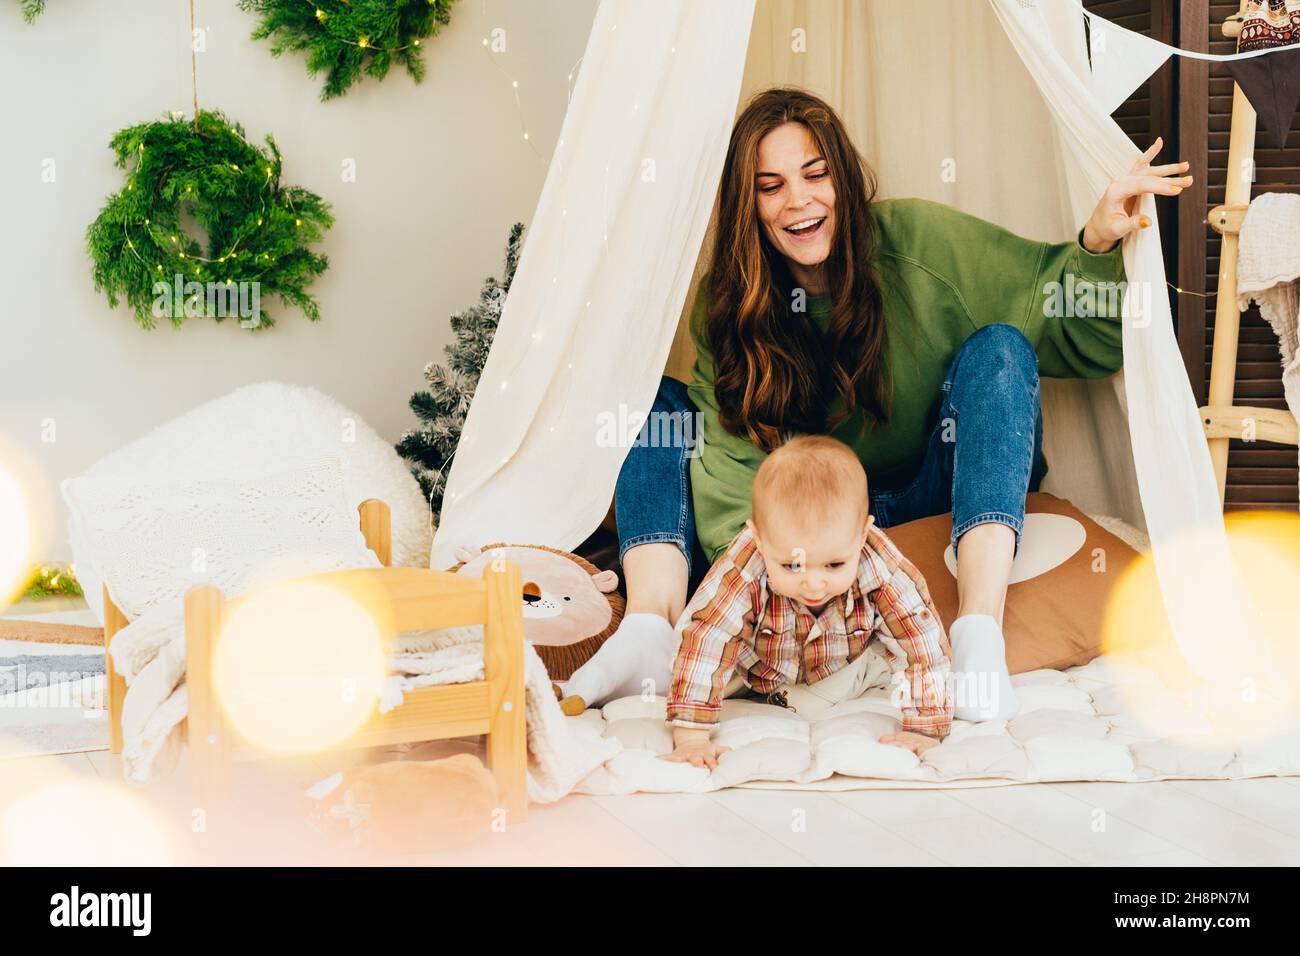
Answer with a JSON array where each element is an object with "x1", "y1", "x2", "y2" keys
[{"x1": 567, "y1": 650, "x2": 1300, "y2": 794}]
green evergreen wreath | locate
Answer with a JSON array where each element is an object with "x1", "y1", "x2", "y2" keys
[
  {"x1": 19, "y1": 0, "x2": 45, "y2": 23},
  {"x1": 239, "y1": 0, "x2": 458, "y2": 101},
  {"x1": 86, "y1": 110, "x2": 333, "y2": 330}
]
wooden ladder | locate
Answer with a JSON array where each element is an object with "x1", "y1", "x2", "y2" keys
[{"x1": 1201, "y1": 2, "x2": 1299, "y2": 505}]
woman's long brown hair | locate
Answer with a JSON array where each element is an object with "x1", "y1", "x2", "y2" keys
[{"x1": 706, "y1": 87, "x2": 889, "y2": 453}]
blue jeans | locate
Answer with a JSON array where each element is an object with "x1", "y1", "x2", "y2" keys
[{"x1": 614, "y1": 322, "x2": 1045, "y2": 593}]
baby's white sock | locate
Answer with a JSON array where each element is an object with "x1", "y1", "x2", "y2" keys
[
  {"x1": 560, "y1": 612, "x2": 681, "y2": 707},
  {"x1": 949, "y1": 614, "x2": 1019, "y2": 722}
]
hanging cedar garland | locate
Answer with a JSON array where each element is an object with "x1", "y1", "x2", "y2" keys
[
  {"x1": 86, "y1": 2, "x2": 333, "y2": 330},
  {"x1": 238, "y1": 0, "x2": 459, "y2": 100},
  {"x1": 85, "y1": 110, "x2": 334, "y2": 330}
]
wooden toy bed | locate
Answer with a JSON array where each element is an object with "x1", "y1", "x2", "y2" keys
[{"x1": 101, "y1": 498, "x2": 529, "y2": 823}]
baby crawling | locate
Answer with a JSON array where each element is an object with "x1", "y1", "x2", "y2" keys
[{"x1": 662, "y1": 434, "x2": 954, "y2": 768}]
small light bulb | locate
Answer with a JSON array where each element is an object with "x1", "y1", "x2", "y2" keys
[{"x1": 358, "y1": 36, "x2": 369, "y2": 48}]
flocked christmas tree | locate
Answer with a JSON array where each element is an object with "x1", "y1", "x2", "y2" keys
[{"x1": 398, "y1": 223, "x2": 524, "y2": 520}]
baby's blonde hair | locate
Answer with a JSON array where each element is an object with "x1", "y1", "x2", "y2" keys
[{"x1": 751, "y1": 434, "x2": 869, "y2": 533}]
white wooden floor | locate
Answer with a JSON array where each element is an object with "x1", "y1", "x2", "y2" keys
[
  {"x1": 6, "y1": 600, "x2": 1298, "y2": 866},
  {"x1": 9, "y1": 746, "x2": 1300, "y2": 866}
]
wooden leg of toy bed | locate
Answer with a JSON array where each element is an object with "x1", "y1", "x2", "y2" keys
[
  {"x1": 102, "y1": 586, "x2": 129, "y2": 755},
  {"x1": 185, "y1": 584, "x2": 232, "y2": 834},
  {"x1": 357, "y1": 498, "x2": 392, "y2": 567},
  {"x1": 484, "y1": 561, "x2": 528, "y2": 824}
]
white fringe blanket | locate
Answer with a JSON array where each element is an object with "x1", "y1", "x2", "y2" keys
[{"x1": 1237, "y1": 191, "x2": 1300, "y2": 484}]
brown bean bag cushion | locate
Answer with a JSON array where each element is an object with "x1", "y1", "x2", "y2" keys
[{"x1": 882, "y1": 492, "x2": 1142, "y2": 674}]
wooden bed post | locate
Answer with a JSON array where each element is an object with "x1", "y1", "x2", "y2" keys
[
  {"x1": 185, "y1": 583, "x2": 231, "y2": 828},
  {"x1": 102, "y1": 586, "x2": 129, "y2": 755},
  {"x1": 358, "y1": 498, "x2": 392, "y2": 567},
  {"x1": 483, "y1": 559, "x2": 527, "y2": 824}
]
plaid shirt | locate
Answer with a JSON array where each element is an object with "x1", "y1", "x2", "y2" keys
[{"x1": 667, "y1": 524, "x2": 953, "y2": 737}]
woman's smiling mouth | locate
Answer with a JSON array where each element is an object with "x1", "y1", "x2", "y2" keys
[{"x1": 783, "y1": 216, "x2": 826, "y2": 241}]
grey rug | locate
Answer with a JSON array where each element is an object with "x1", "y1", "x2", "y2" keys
[
  {"x1": 0, "y1": 654, "x2": 105, "y2": 694},
  {"x1": 0, "y1": 642, "x2": 108, "y2": 759}
]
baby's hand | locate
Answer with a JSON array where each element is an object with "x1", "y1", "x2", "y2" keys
[
  {"x1": 879, "y1": 730, "x2": 941, "y2": 756},
  {"x1": 659, "y1": 727, "x2": 730, "y2": 769}
]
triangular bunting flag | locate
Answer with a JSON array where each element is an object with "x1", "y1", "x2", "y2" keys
[
  {"x1": 1084, "y1": 14, "x2": 1172, "y2": 115},
  {"x1": 1225, "y1": 46, "x2": 1300, "y2": 152}
]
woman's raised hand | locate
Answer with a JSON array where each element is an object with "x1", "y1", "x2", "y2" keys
[{"x1": 1081, "y1": 136, "x2": 1192, "y2": 253}]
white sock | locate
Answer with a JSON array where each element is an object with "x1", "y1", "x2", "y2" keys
[
  {"x1": 559, "y1": 612, "x2": 681, "y2": 707},
  {"x1": 949, "y1": 614, "x2": 1019, "y2": 722}
]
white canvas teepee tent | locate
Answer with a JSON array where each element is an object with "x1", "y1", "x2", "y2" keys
[{"x1": 432, "y1": 0, "x2": 1257, "y2": 680}]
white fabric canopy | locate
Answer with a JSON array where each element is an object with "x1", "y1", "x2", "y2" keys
[{"x1": 433, "y1": 0, "x2": 1260, "y2": 681}]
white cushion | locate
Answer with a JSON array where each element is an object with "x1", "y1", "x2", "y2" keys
[
  {"x1": 66, "y1": 382, "x2": 431, "y2": 624},
  {"x1": 63, "y1": 455, "x2": 378, "y2": 625},
  {"x1": 579, "y1": 649, "x2": 1300, "y2": 792}
]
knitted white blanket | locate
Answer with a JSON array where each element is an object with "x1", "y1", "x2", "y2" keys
[
  {"x1": 115, "y1": 615, "x2": 618, "y2": 800},
  {"x1": 1236, "y1": 191, "x2": 1300, "y2": 487}
]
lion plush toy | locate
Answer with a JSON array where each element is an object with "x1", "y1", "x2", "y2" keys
[{"x1": 447, "y1": 543, "x2": 625, "y2": 682}]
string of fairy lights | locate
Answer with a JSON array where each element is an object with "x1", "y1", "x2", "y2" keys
[
  {"x1": 292, "y1": 0, "x2": 581, "y2": 161},
  {"x1": 445, "y1": 3, "x2": 601, "y2": 489}
]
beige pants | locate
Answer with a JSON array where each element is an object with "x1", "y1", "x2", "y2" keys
[{"x1": 721, "y1": 641, "x2": 894, "y2": 720}]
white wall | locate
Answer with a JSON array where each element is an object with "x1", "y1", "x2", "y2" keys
[{"x1": 0, "y1": 0, "x2": 598, "y2": 562}]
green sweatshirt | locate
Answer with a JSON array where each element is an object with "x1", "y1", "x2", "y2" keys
[{"x1": 687, "y1": 197, "x2": 1128, "y2": 564}]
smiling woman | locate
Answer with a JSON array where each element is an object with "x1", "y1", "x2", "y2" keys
[
  {"x1": 707, "y1": 89, "x2": 889, "y2": 457},
  {"x1": 560, "y1": 82, "x2": 1193, "y2": 719},
  {"x1": 757, "y1": 134, "x2": 834, "y2": 282}
]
